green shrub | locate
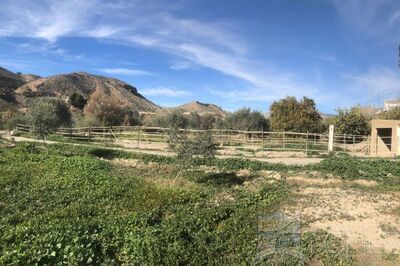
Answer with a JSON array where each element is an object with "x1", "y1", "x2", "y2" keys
[
  {"x1": 27, "y1": 97, "x2": 72, "y2": 143},
  {"x1": 269, "y1": 96, "x2": 322, "y2": 133},
  {"x1": 335, "y1": 107, "x2": 369, "y2": 136},
  {"x1": 224, "y1": 108, "x2": 269, "y2": 131},
  {"x1": 69, "y1": 92, "x2": 87, "y2": 109}
]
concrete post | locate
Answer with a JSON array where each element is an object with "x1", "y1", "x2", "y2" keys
[{"x1": 328, "y1": 125, "x2": 334, "y2": 154}]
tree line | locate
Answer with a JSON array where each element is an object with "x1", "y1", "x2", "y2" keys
[{"x1": 3, "y1": 92, "x2": 398, "y2": 140}]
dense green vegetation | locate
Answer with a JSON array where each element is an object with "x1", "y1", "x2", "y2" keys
[
  {"x1": 28, "y1": 97, "x2": 72, "y2": 142},
  {"x1": 334, "y1": 107, "x2": 370, "y2": 136},
  {"x1": 223, "y1": 108, "x2": 269, "y2": 131},
  {"x1": 0, "y1": 143, "x2": 362, "y2": 264},
  {"x1": 0, "y1": 143, "x2": 284, "y2": 264},
  {"x1": 378, "y1": 106, "x2": 400, "y2": 120},
  {"x1": 69, "y1": 92, "x2": 87, "y2": 109},
  {"x1": 45, "y1": 143, "x2": 400, "y2": 189},
  {"x1": 269, "y1": 96, "x2": 323, "y2": 133}
]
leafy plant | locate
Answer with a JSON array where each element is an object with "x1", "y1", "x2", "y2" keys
[
  {"x1": 224, "y1": 108, "x2": 269, "y2": 131},
  {"x1": 27, "y1": 97, "x2": 72, "y2": 146},
  {"x1": 69, "y1": 92, "x2": 87, "y2": 109},
  {"x1": 0, "y1": 144, "x2": 291, "y2": 264},
  {"x1": 269, "y1": 96, "x2": 323, "y2": 133},
  {"x1": 335, "y1": 106, "x2": 369, "y2": 136},
  {"x1": 169, "y1": 129, "x2": 216, "y2": 182}
]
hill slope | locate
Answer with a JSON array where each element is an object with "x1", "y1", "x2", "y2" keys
[
  {"x1": 0, "y1": 67, "x2": 26, "y2": 104},
  {"x1": 15, "y1": 72, "x2": 161, "y2": 112},
  {"x1": 178, "y1": 101, "x2": 227, "y2": 117}
]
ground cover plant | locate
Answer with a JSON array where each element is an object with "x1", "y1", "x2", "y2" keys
[
  {"x1": 0, "y1": 143, "x2": 287, "y2": 264},
  {"x1": 45, "y1": 142, "x2": 400, "y2": 190},
  {"x1": 0, "y1": 142, "x2": 361, "y2": 264}
]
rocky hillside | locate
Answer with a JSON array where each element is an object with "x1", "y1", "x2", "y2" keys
[
  {"x1": 178, "y1": 101, "x2": 227, "y2": 117},
  {"x1": 0, "y1": 67, "x2": 30, "y2": 104},
  {"x1": 0, "y1": 68, "x2": 161, "y2": 112}
]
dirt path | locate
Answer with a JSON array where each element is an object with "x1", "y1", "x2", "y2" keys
[
  {"x1": 1, "y1": 132, "x2": 323, "y2": 166},
  {"x1": 286, "y1": 175, "x2": 400, "y2": 265}
]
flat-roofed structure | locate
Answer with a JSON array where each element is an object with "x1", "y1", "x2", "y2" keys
[
  {"x1": 384, "y1": 99, "x2": 400, "y2": 111},
  {"x1": 370, "y1": 119, "x2": 400, "y2": 157}
]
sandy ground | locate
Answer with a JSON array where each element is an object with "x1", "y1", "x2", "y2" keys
[
  {"x1": 285, "y1": 175, "x2": 400, "y2": 265},
  {"x1": 1, "y1": 132, "x2": 323, "y2": 166}
]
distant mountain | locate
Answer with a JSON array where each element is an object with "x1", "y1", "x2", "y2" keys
[
  {"x1": 0, "y1": 69, "x2": 159, "y2": 112},
  {"x1": 177, "y1": 101, "x2": 227, "y2": 117},
  {"x1": 20, "y1": 74, "x2": 41, "y2": 83}
]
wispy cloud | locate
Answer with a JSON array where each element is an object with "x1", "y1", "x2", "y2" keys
[
  {"x1": 331, "y1": 0, "x2": 400, "y2": 38},
  {"x1": 141, "y1": 87, "x2": 191, "y2": 97},
  {"x1": 316, "y1": 54, "x2": 336, "y2": 62},
  {"x1": 170, "y1": 61, "x2": 198, "y2": 70},
  {"x1": 97, "y1": 68, "x2": 154, "y2": 76},
  {"x1": 343, "y1": 67, "x2": 400, "y2": 97},
  {"x1": 0, "y1": 0, "x2": 320, "y2": 101}
]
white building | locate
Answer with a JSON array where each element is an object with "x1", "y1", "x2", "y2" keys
[{"x1": 384, "y1": 99, "x2": 400, "y2": 111}]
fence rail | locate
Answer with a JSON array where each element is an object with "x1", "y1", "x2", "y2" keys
[{"x1": 15, "y1": 124, "x2": 373, "y2": 155}]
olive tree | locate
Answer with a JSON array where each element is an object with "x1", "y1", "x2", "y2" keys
[
  {"x1": 187, "y1": 112, "x2": 216, "y2": 130},
  {"x1": 224, "y1": 108, "x2": 269, "y2": 131},
  {"x1": 28, "y1": 97, "x2": 72, "y2": 145},
  {"x1": 169, "y1": 129, "x2": 216, "y2": 183}
]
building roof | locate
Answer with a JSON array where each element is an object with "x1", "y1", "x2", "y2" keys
[
  {"x1": 384, "y1": 99, "x2": 400, "y2": 104},
  {"x1": 371, "y1": 119, "x2": 400, "y2": 127}
]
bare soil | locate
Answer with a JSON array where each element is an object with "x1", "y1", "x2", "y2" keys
[{"x1": 286, "y1": 176, "x2": 400, "y2": 265}]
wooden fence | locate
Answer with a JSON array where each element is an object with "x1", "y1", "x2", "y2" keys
[{"x1": 15, "y1": 124, "x2": 370, "y2": 155}]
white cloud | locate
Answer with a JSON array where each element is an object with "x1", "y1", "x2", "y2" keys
[
  {"x1": 141, "y1": 87, "x2": 191, "y2": 97},
  {"x1": 97, "y1": 68, "x2": 154, "y2": 76},
  {"x1": 331, "y1": 0, "x2": 400, "y2": 37},
  {"x1": 0, "y1": 0, "x2": 320, "y2": 101},
  {"x1": 343, "y1": 67, "x2": 400, "y2": 96}
]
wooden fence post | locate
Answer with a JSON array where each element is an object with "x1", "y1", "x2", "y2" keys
[
  {"x1": 137, "y1": 126, "x2": 141, "y2": 148},
  {"x1": 88, "y1": 126, "x2": 91, "y2": 142},
  {"x1": 283, "y1": 132, "x2": 286, "y2": 149},
  {"x1": 352, "y1": 135, "x2": 355, "y2": 156},
  {"x1": 261, "y1": 129, "x2": 264, "y2": 151},
  {"x1": 328, "y1": 125, "x2": 334, "y2": 154},
  {"x1": 305, "y1": 131, "x2": 309, "y2": 155}
]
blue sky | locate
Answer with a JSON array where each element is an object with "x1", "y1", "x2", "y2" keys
[{"x1": 1, "y1": 0, "x2": 400, "y2": 113}]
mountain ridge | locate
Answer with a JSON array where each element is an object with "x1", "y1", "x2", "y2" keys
[
  {"x1": 0, "y1": 68, "x2": 161, "y2": 113},
  {"x1": 177, "y1": 100, "x2": 227, "y2": 117}
]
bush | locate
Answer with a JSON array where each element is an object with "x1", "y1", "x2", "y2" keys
[
  {"x1": 1, "y1": 109, "x2": 27, "y2": 130},
  {"x1": 187, "y1": 112, "x2": 215, "y2": 130},
  {"x1": 84, "y1": 92, "x2": 140, "y2": 126},
  {"x1": 27, "y1": 97, "x2": 72, "y2": 142},
  {"x1": 168, "y1": 129, "x2": 216, "y2": 183},
  {"x1": 334, "y1": 107, "x2": 369, "y2": 135},
  {"x1": 143, "y1": 109, "x2": 188, "y2": 128},
  {"x1": 224, "y1": 108, "x2": 269, "y2": 131},
  {"x1": 69, "y1": 92, "x2": 87, "y2": 109},
  {"x1": 378, "y1": 107, "x2": 400, "y2": 120},
  {"x1": 270, "y1": 96, "x2": 322, "y2": 133}
]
